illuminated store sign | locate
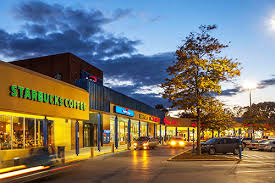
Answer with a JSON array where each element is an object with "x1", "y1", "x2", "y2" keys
[
  {"x1": 164, "y1": 118, "x2": 178, "y2": 125},
  {"x1": 114, "y1": 106, "x2": 134, "y2": 117},
  {"x1": 10, "y1": 85, "x2": 87, "y2": 111},
  {"x1": 139, "y1": 114, "x2": 160, "y2": 123}
]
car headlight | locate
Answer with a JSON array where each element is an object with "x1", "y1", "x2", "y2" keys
[
  {"x1": 179, "y1": 141, "x2": 184, "y2": 146},
  {"x1": 171, "y1": 141, "x2": 176, "y2": 145},
  {"x1": 143, "y1": 142, "x2": 149, "y2": 146}
]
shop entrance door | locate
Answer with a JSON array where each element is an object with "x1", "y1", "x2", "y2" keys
[
  {"x1": 84, "y1": 123, "x2": 92, "y2": 147},
  {"x1": 91, "y1": 124, "x2": 97, "y2": 147}
]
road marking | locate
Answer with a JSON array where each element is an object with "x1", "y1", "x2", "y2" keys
[
  {"x1": 236, "y1": 169, "x2": 275, "y2": 174},
  {"x1": 241, "y1": 160, "x2": 275, "y2": 163},
  {"x1": 242, "y1": 154, "x2": 275, "y2": 159},
  {"x1": 202, "y1": 163, "x2": 272, "y2": 167},
  {"x1": 202, "y1": 164, "x2": 236, "y2": 167}
]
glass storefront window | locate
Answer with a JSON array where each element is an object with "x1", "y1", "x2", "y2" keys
[
  {"x1": 36, "y1": 119, "x2": 44, "y2": 146},
  {"x1": 140, "y1": 122, "x2": 147, "y2": 136},
  {"x1": 131, "y1": 120, "x2": 139, "y2": 141},
  {"x1": 110, "y1": 116, "x2": 115, "y2": 142},
  {"x1": 0, "y1": 115, "x2": 12, "y2": 150},
  {"x1": 13, "y1": 117, "x2": 24, "y2": 149},
  {"x1": 118, "y1": 117, "x2": 128, "y2": 143},
  {"x1": 0, "y1": 114, "x2": 55, "y2": 150},
  {"x1": 25, "y1": 118, "x2": 35, "y2": 148}
]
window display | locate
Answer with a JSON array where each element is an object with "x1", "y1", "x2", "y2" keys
[
  {"x1": 131, "y1": 120, "x2": 139, "y2": 141},
  {"x1": 0, "y1": 114, "x2": 53, "y2": 150},
  {"x1": 0, "y1": 115, "x2": 12, "y2": 150},
  {"x1": 13, "y1": 117, "x2": 24, "y2": 149},
  {"x1": 118, "y1": 117, "x2": 128, "y2": 143},
  {"x1": 140, "y1": 122, "x2": 147, "y2": 136}
]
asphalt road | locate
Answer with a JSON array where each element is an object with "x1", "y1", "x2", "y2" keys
[{"x1": 31, "y1": 146, "x2": 275, "y2": 183}]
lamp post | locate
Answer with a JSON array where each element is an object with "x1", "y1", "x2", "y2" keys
[{"x1": 242, "y1": 80, "x2": 257, "y2": 139}]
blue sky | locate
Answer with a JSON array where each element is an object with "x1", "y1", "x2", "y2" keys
[{"x1": 0, "y1": 0, "x2": 274, "y2": 109}]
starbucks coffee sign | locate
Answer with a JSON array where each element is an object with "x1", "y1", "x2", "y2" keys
[{"x1": 10, "y1": 85, "x2": 87, "y2": 111}]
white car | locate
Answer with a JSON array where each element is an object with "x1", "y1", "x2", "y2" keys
[
  {"x1": 258, "y1": 140, "x2": 271, "y2": 151},
  {"x1": 263, "y1": 140, "x2": 275, "y2": 152}
]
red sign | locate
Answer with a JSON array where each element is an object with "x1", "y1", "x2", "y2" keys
[
  {"x1": 153, "y1": 117, "x2": 160, "y2": 122},
  {"x1": 164, "y1": 118, "x2": 178, "y2": 125},
  {"x1": 88, "y1": 75, "x2": 97, "y2": 82}
]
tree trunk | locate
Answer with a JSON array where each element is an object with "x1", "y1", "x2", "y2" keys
[
  {"x1": 212, "y1": 130, "x2": 214, "y2": 138},
  {"x1": 197, "y1": 110, "x2": 201, "y2": 155}
]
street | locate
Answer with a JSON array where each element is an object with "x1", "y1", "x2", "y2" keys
[{"x1": 29, "y1": 146, "x2": 275, "y2": 183}]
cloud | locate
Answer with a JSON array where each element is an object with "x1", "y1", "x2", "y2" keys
[
  {"x1": 0, "y1": 1, "x2": 138, "y2": 60},
  {"x1": 97, "y1": 52, "x2": 174, "y2": 86},
  {"x1": 258, "y1": 77, "x2": 275, "y2": 89},
  {"x1": 220, "y1": 87, "x2": 242, "y2": 96},
  {"x1": 150, "y1": 16, "x2": 161, "y2": 23},
  {"x1": 112, "y1": 8, "x2": 133, "y2": 20},
  {"x1": 0, "y1": 1, "x2": 172, "y2": 107},
  {"x1": 134, "y1": 85, "x2": 163, "y2": 95},
  {"x1": 220, "y1": 76, "x2": 275, "y2": 97},
  {"x1": 104, "y1": 78, "x2": 135, "y2": 88}
]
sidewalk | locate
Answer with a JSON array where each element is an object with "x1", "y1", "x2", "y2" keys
[{"x1": 64, "y1": 145, "x2": 128, "y2": 163}]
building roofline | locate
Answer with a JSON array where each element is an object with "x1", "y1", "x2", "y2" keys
[{"x1": 0, "y1": 60, "x2": 88, "y2": 93}]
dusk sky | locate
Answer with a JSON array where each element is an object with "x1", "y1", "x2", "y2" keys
[{"x1": 1, "y1": 0, "x2": 275, "y2": 111}]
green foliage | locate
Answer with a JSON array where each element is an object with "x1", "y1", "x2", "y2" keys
[
  {"x1": 242, "y1": 102, "x2": 275, "y2": 131},
  {"x1": 201, "y1": 98, "x2": 233, "y2": 131},
  {"x1": 161, "y1": 25, "x2": 241, "y2": 154}
]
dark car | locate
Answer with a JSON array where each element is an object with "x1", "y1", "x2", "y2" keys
[
  {"x1": 201, "y1": 137, "x2": 241, "y2": 155},
  {"x1": 133, "y1": 137, "x2": 158, "y2": 150},
  {"x1": 23, "y1": 147, "x2": 58, "y2": 167}
]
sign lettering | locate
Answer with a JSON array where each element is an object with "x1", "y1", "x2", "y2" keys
[{"x1": 10, "y1": 85, "x2": 86, "y2": 111}]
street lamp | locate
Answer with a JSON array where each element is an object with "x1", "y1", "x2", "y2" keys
[
  {"x1": 270, "y1": 18, "x2": 275, "y2": 30},
  {"x1": 242, "y1": 80, "x2": 257, "y2": 107},
  {"x1": 242, "y1": 80, "x2": 257, "y2": 139}
]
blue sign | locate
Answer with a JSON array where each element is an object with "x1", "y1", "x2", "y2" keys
[
  {"x1": 114, "y1": 106, "x2": 134, "y2": 117},
  {"x1": 104, "y1": 130, "x2": 111, "y2": 133}
]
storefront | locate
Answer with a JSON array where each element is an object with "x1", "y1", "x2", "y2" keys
[
  {"x1": 163, "y1": 116, "x2": 197, "y2": 141},
  {"x1": 105, "y1": 103, "x2": 160, "y2": 147},
  {"x1": 0, "y1": 61, "x2": 89, "y2": 163}
]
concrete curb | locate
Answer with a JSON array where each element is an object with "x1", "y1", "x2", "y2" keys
[
  {"x1": 167, "y1": 148, "x2": 192, "y2": 161},
  {"x1": 167, "y1": 158, "x2": 239, "y2": 161},
  {"x1": 65, "y1": 148, "x2": 131, "y2": 163},
  {"x1": 167, "y1": 148, "x2": 240, "y2": 162}
]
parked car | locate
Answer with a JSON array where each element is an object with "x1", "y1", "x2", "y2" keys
[
  {"x1": 263, "y1": 140, "x2": 275, "y2": 152},
  {"x1": 241, "y1": 137, "x2": 252, "y2": 147},
  {"x1": 168, "y1": 136, "x2": 185, "y2": 148},
  {"x1": 255, "y1": 140, "x2": 269, "y2": 150},
  {"x1": 246, "y1": 139, "x2": 266, "y2": 150},
  {"x1": 258, "y1": 140, "x2": 271, "y2": 151},
  {"x1": 133, "y1": 137, "x2": 158, "y2": 150},
  {"x1": 201, "y1": 137, "x2": 241, "y2": 155},
  {"x1": 23, "y1": 146, "x2": 58, "y2": 167}
]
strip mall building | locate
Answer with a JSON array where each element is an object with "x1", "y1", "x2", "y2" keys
[
  {"x1": 0, "y1": 53, "x2": 166, "y2": 163},
  {"x1": 1, "y1": 53, "x2": 273, "y2": 163}
]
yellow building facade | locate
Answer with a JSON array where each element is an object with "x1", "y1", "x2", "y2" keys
[{"x1": 0, "y1": 61, "x2": 89, "y2": 163}]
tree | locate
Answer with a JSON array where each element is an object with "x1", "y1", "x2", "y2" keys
[
  {"x1": 201, "y1": 98, "x2": 233, "y2": 136},
  {"x1": 242, "y1": 102, "x2": 275, "y2": 133},
  {"x1": 161, "y1": 25, "x2": 241, "y2": 154},
  {"x1": 155, "y1": 104, "x2": 169, "y2": 114}
]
